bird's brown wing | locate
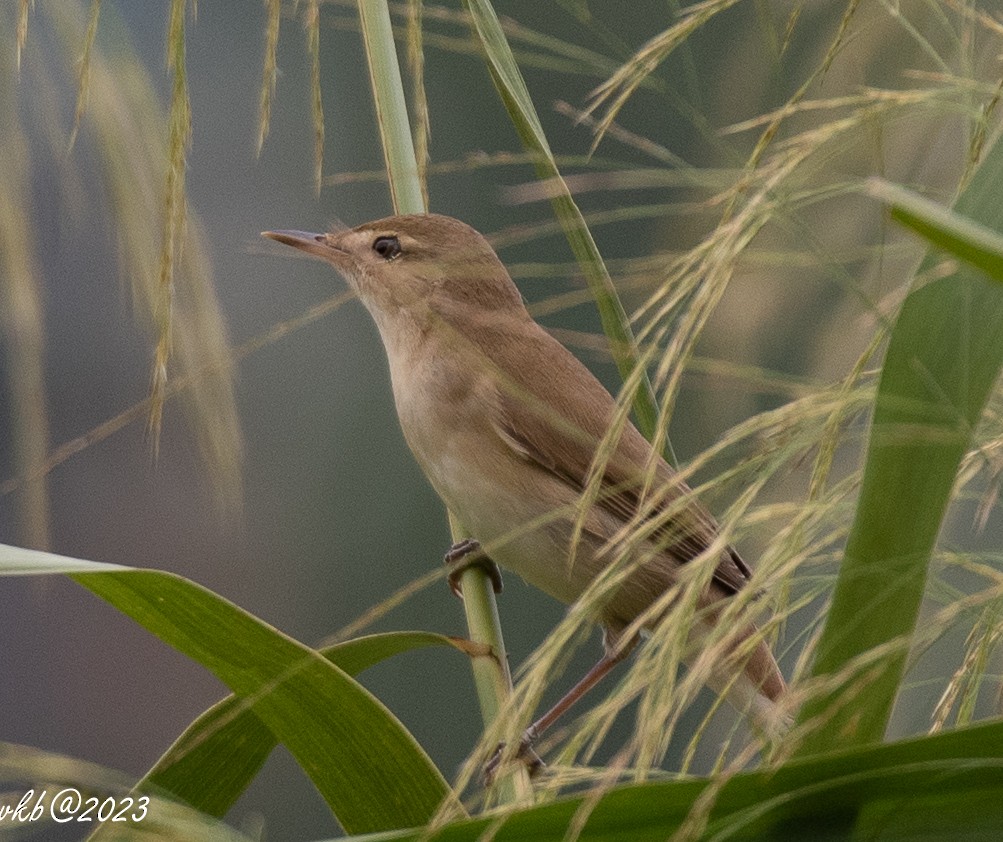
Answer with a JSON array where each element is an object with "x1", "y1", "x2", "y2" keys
[{"x1": 476, "y1": 319, "x2": 751, "y2": 595}]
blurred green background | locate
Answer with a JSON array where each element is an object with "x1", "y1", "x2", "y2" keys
[{"x1": 2, "y1": 1, "x2": 1000, "y2": 838}]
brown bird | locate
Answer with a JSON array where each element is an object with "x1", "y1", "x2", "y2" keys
[{"x1": 263, "y1": 214, "x2": 785, "y2": 771}]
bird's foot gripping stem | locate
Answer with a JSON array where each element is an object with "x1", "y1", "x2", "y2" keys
[
  {"x1": 444, "y1": 538, "x2": 503, "y2": 598},
  {"x1": 483, "y1": 727, "x2": 545, "y2": 785}
]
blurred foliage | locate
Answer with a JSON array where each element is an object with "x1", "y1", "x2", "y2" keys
[{"x1": 1, "y1": 0, "x2": 243, "y2": 546}]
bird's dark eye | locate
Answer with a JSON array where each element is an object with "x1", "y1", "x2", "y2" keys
[{"x1": 372, "y1": 235, "x2": 402, "y2": 261}]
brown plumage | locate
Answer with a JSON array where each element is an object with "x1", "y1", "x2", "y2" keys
[{"x1": 263, "y1": 213, "x2": 786, "y2": 747}]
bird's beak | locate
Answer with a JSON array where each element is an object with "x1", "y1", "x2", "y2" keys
[{"x1": 262, "y1": 229, "x2": 342, "y2": 262}]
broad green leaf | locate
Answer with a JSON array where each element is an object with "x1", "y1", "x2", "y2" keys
[
  {"x1": 0, "y1": 543, "x2": 460, "y2": 833},
  {"x1": 0, "y1": 542, "x2": 125, "y2": 573},
  {"x1": 867, "y1": 177, "x2": 1003, "y2": 283},
  {"x1": 337, "y1": 719, "x2": 1003, "y2": 841},
  {"x1": 141, "y1": 632, "x2": 469, "y2": 818},
  {"x1": 796, "y1": 133, "x2": 1003, "y2": 752}
]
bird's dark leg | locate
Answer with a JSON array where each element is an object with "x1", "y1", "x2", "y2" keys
[
  {"x1": 485, "y1": 632, "x2": 638, "y2": 782},
  {"x1": 444, "y1": 538, "x2": 503, "y2": 598}
]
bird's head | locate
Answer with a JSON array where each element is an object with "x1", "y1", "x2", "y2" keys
[{"x1": 263, "y1": 213, "x2": 523, "y2": 320}]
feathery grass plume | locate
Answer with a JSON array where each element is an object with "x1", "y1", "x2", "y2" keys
[
  {"x1": 931, "y1": 600, "x2": 1003, "y2": 732},
  {"x1": 457, "y1": 4, "x2": 1003, "y2": 816},
  {"x1": 68, "y1": 0, "x2": 100, "y2": 148},
  {"x1": 962, "y1": 75, "x2": 1002, "y2": 191},
  {"x1": 633, "y1": 121, "x2": 851, "y2": 430},
  {"x1": 656, "y1": 115, "x2": 990, "y2": 757},
  {"x1": 555, "y1": 99, "x2": 690, "y2": 167},
  {"x1": 780, "y1": 2, "x2": 805, "y2": 56},
  {"x1": 257, "y1": 0, "x2": 282, "y2": 155},
  {"x1": 149, "y1": 0, "x2": 194, "y2": 456},
  {"x1": 549, "y1": 143, "x2": 854, "y2": 666},
  {"x1": 959, "y1": 390, "x2": 1003, "y2": 529},
  {"x1": 39, "y1": 1, "x2": 244, "y2": 510},
  {"x1": 718, "y1": 0, "x2": 861, "y2": 224},
  {"x1": 782, "y1": 570, "x2": 1003, "y2": 763},
  {"x1": 447, "y1": 380, "x2": 871, "y2": 801},
  {"x1": 627, "y1": 82, "x2": 981, "y2": 501},
  {"x1": 16, "y1": 0, "x2": 32, "y2": 70},
  {"x1": 305, "y1": 0, "x2": 324, "y2": 194},
  {"x1": 599, "y1": 394, "x2": 867, "y2": 760},
  {"x1": 0, "y1": 127, "x2": 51, "y2": 551},
  {"x1": 584, "y1": 0, "x2": 744, "y2": 153}
]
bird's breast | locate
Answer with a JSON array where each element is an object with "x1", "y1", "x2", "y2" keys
[{"x1": 385, "y1": 343, "x2": 597, "y2": 604}]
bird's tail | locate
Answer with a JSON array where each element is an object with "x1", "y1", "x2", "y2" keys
[{"x1": 695, "y1": 619, "x2": 790, "y2": 739}]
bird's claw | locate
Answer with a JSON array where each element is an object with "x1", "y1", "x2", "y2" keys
[
  {"x1": 444, "y1": 539, "x2": 503, "y2": 597},
  {"x1": 483, "y1": 737, "x2": 545, "y2": 785}
]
